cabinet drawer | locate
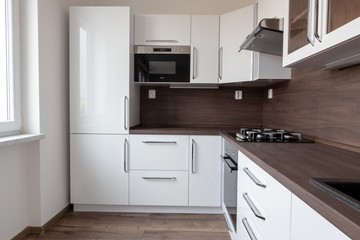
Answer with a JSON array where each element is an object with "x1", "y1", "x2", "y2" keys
[
  {"x1": 238, "y1": 192, "x2": 290, "y2": 240},
  {"x1": 129, "y1": 171, "x2": 188, "y2": 206},
  {"x1": 130, "y1": 135, "x2": 189, "y2": 170},
  {"x1": 241, "y1": 154, "x2": 291, "y2": 230}
]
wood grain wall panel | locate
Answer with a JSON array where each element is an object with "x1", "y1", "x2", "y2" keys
[
  {"x1": 140, "y1": 86, "x2": 264, "y2": 127},
  {"x1": 263, "y1": 65, "x2": 360, "y2": 148}
]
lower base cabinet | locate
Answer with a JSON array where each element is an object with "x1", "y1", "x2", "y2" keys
[
  {"x1": 189, "y1": 136, "x2": 221, "y2": 207},
  {"x1": 129, "y1": 134, "x2": 221, "y2": 207},
  {"x1": 291, "y1": 195, "x2": 350, "y2": 240},
  {"x1": 235, "y1": 147, "x2": 351, "y2": 240}
]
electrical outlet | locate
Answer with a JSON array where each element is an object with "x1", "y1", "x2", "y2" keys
[
  {"x1": 149, "y1": 89, "x2": 156, "y2": 99},
  {"x1": 268, "y1": 89, "x2": 273, "y2": 99},
  {"x1": 235, "y1": 90, "x2": 243, "y2": 100}
]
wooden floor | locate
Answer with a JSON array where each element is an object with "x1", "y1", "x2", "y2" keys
[{"x1": 24, "y1": 212, "x2": 231, "y2": 240}]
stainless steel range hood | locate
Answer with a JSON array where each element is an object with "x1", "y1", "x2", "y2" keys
[{"x1": 239, "y1": 18, "x2": 284, "y2": 56}]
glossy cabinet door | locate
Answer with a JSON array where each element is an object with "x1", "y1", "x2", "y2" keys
[
  {"x1": 291, "y1": 194, "x2": 351, "y2": 240},
  {"x1": 134, "y1": 14, "x2": 191, "y2": 45},
  {"x1": 70, "y1": 134, "x2": 129, "y2": 205},
  {"x1": 219, "y1": 6, "x2": 254, "y2": 83},
  {"x1": 190, "y1": 16, "x2": 219, "y2": 84},
  {"x1": 188, "y1": 136, "x2": 221, "y2": 207},
  {"x1": 70, "y1": 7, "x2": 130, "y2": 134}
]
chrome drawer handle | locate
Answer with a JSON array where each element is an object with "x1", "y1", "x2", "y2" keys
[
  {"x1": 242, "y1": 217, "x2": 258, "y2": 240},
  {"x1": 146, "y1": 40, "x2": 179, "y2": 43},
  {"x1": 142, "y1": 141, "x2": 177, "y2": 144},
  {"x1": 243, "y1": 193, "x2": 266, "y2": 220},
  {"x1": 243, "y1": 167, "x2": 266, "y2": 188},
  {"x1": 142, "y1": 177, "x2": 176, "y2": 180}
]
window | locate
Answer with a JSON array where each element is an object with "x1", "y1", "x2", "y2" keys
[{"x1": 0, "y1": 0, "x2": 20, "y2": 135}]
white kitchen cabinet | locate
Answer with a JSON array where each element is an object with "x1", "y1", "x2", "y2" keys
[
  {"x1": 190, "y1": 16, "x2": 219, "y2": 84},
  {"x1": 237, "y1": 150, "x2": 291, "y2": 240},
  {"x1": 219, "y1": 6, "x2": 254, "y2": 83},
  {"x1": 129, "y1": 135, "x2": 189, "y2": 171},
  {"x1": 129, "y1": 170, "x2": 188, "y2": 206},
  {"x1": 257, "y1": 0, "x2": 288, "y2": 21},
  {"x1": 220, "y1": 5, "x2": 290, "y2": 84},
  {"x1": 70, "y1": 7, "x2": 132, "y2": 134},
  {"x1": 70, "y1": 134, "x2": 129, "y2": 205},
  {"x1": 283, "y1": 0, "x2": 360, "y2": 68},
  {"x1": 134, "y1": 14, "x2": 191, "y2": 46},
  {"x1": 291, "y1": 194, "x2": 351, "y2": 240},
  {"x1": 188, "y1": 136, "x2": 221, "y2": 207}
]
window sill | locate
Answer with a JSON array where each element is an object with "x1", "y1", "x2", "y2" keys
[{"x1": 0, "y1": 133, "x2": 45, "y2": 148}]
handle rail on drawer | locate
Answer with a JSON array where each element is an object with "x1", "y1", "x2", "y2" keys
[
  {"x1": 142, "y1": 141, "x2": 177, "y2": 144},
  {"x1": 243, "y1": 167, "x2": 266, "y2": 188},
  {"x1": 142, "y1": 176, "x2": 177, "y2": 180},
  {"x1": 243, "y1": 193, "x2": 266, "y2": 220},
  {"x1": 242, "y1": 217, "x2": 258, "y2": 240}
]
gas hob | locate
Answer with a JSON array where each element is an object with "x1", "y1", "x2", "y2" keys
[{"x1": 236, "y1": 128, "x2": 313, "y2": 143}]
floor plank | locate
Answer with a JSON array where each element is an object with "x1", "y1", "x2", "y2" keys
[{"x1": 23, "y1": 212, "x2": 231, "y2": 240}]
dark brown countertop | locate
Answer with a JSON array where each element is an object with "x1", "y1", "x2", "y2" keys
[
  {"x1": 220, "y1": 132, "x2": 360, "y2": 239},
  {"x1": 129, "y1": 125, "x2": 251, "y2": 135}
]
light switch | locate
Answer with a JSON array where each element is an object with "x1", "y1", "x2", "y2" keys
[{"x1": 149, "y1": 89, "x2": 156, "y2": 99}]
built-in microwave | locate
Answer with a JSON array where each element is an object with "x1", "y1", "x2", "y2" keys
[{"x1": 134, "y1": 45, "x2": 190, "y2": 83}]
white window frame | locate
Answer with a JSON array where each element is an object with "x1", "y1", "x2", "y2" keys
[{"x1": 0, "y1": 0, "x2": 21, "y2": 136}]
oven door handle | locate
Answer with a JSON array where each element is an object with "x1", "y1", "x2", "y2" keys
[{"x1": 220, "y1": 155, "x2": 238, "y2": 172}]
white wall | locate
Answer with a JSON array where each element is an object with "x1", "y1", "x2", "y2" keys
[
  {"x1": 0, "y1": 144, "x2": 28, "y2": 239},
  {"x1": 2, "y1": 0, "x2": 256, "y2": 238}
]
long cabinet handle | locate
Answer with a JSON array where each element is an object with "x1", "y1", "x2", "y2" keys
[
  {"x1": 219, "y1": 47, "x2": 223, "y2": 80},
  {"x1": 191, "y1": 139, "x2": 196, "y2": 173},
  {"x1": 142, "y1": 141, "x2": 177, "y2": 144},
  {"x1": 243, "y1": 167, "x2": 266, "y2": 188},
  {"x1": 223, "y1": 213, "x2": 232, "y2": 232},
  {"x1": 192, "y1": 47, "x2": 198, "y2": 79},
  {"x1": 307, "y1": 0, "x2": 317, "y2": 45},
  {"x1": 243, "y1": 193, "x2": 266, "y2": 220},
  {"x1": 142, "y1": 176, "x2": 177, "y2": 180},
  {"x1": 124, "y1": 96, "x2": 129, "y2": 131},
  {"x1": 242, "y1": 218, "x2": 258, "y2": 240},
  {"x1": 124, "y1": 138, "x2": 129, "y2": 173},
  {"x1": 146, "y1": 40, "x2": 179, "y2": 43}
]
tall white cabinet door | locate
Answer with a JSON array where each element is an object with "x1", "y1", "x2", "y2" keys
[
  {"x1": 190, "y1": 16, "x2": 219, "y2": 84},
  {"x1": 134, "y1": 14, "x2": 191, "y2": 45},
  {"x1": 70, "y1": 134, "x2": 129, "y2": 205},
  {"x1": 70, "y1": 7, "x2": 130, "y2": 134},
  {"x1": 291, "y1": 195, "x2": 351, "y2": 240},
  {"x1": 219, "y1": 6, "x2": 254, "y2": 83},
  {"x1": 189, "y1": 136, "x2": 222, "y2": 207}
]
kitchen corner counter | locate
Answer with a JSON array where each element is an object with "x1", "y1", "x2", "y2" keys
[
  {"x1": 129, "y1": 125, "x2": 246, "y2": 135},
  {"x1": 220, "y1": 131, "x2": 360, "y2": 239}
]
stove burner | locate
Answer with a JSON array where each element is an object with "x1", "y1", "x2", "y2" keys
[{"x1": 236, "y1": 128, "x2": 311, "y2": 143}]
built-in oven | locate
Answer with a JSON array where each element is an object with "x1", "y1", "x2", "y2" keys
[
  {"x1": 221, "y1": 140, "x2": 238, "y2": 233},
  {"x1": 134, "y1": 45, "x2": 190, "y2": 83}
]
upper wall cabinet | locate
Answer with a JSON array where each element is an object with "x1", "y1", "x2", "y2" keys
[
  {"x1": 135, "y1": 14, "x2": 191, "y2": 45},
  {"x1": 190, "y1": 15, "x2": 219, "y2": 84},
  {"x1": 283, "y1": 0, "x2": 360, "y2": 69},
  {"x1": 220, "y1": 4, "x2": 290, "y2": 84},
  {"x1": 219, "y1": 6, "x2": 254, "y2": 83},
  {"x1": 257, "y1": 0, "x2": 288, "y2": 20}
]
